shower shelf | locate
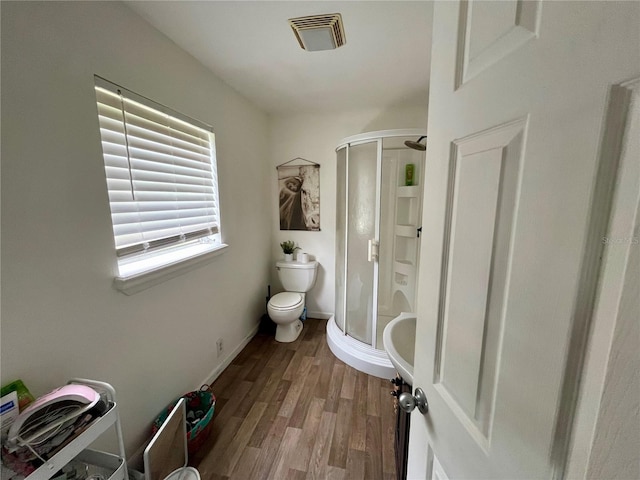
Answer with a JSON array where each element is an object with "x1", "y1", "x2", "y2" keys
[
  {"x1": 397, "y1": 185, "x2": 420, "y2": 197},
  {"x1": 395, "y1": 261, "x2": 413, "y2": 274},
  {"x1": 396, "y1": 197, "x2": 418, "y2": 227},
  {"x1": 395, "y1": 226, "x2": 416, "y2": 237},
  {"x1": 394, "y1": 273, "x2": 409, "y2": 286}
]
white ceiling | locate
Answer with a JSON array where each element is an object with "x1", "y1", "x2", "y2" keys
[{"x1": 125, "y1": 1, "x2": 433, "y2": 114}]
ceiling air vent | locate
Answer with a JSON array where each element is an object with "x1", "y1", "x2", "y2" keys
[{"x1": 288, "y1": 13, "x2": 346, "y2": 52}]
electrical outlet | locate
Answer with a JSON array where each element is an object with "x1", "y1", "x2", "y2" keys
[{"x1": 216, "y1": 338, "x2": 224, "y2": 358}]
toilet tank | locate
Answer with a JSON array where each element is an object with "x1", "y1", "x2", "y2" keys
[{"x1": 276, "y1": 260, "x2": 318, "y2": 292}]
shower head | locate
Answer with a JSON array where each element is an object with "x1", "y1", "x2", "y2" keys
[{"x1": 404, "y1": 136, "x2": 427, "y2": 151}]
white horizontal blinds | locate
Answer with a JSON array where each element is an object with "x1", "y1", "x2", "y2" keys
[{"x1": 95, "y1": 81, "x2": 218, "y2": 257}]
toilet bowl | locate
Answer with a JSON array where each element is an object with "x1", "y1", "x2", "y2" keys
[
  {"x1": 267, "y1": 292, "x2": 305, "y2": 342},
  {"x1": 267, "y1": 260, "x2": 318, "y2": 343}
]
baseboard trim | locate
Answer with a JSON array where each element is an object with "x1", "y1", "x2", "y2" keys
[
  {"x1": 308, "y1": 311, "x2": 333, "y2": 320},
  {"x1": 199, "y1": 322, "x2": 260, "y2": 388}
]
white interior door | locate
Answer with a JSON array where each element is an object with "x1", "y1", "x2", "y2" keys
[{"x1": 409, "y1": 1, "x2": 640, "y2": 479}]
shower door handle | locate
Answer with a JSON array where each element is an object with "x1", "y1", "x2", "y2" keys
[{"x1": 367, "y1": 239, "x2": 379, "y2": 262}]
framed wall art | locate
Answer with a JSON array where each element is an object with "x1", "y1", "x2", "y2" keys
[{"x1": 277, "y1": 158, "x2": 320, "y2": 231}]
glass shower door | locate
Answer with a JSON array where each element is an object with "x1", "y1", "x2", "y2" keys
[
  {"x1": 345, "y1": 140, "x2": 379, "y2": 344},
  {"x1": 335, "y1": 147, "x2": 347, "y2": 332}
]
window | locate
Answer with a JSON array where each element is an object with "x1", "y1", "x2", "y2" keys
[{"x1": 94, "y1": 76, "x2": 226, "y2": 292}]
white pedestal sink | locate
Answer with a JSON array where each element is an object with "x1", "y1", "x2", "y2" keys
[{"x1": 382, "y1": 312, "x2": 416, "y2": 385}]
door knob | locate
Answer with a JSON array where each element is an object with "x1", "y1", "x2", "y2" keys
[{"x1": 398, "y1": 387, "x2": 429, "y2": 414}]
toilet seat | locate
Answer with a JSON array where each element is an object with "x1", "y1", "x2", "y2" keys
[{"x1": 268, "y1": 292, "x2": 304, "y2": 311}]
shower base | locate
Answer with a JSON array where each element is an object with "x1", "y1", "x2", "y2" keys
[{"x1": 326, "y1": 316, "x2": 396, "y2": 379}]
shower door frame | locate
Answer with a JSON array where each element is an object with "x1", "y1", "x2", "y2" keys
[{"x1": 336, "y1": 128, "x2": 427, "y2": 350}]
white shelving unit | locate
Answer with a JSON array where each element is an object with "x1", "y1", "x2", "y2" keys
[
  {"x1": 377, "y1": 150, "x2": 424, "y2": 334},
  {"x1": 391, "y1": 161, "x2": 423, "y2": 314},
  {"x1": 17, "y1": 379, "x2": 129, "y2": 480}
]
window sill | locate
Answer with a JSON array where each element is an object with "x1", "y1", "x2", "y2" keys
[{"x1": 113, "y1": 243, "x2": 229, "y2": 295}]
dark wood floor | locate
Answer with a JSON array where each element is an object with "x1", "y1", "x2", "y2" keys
[{"x1": 190, "y1": 318, "x2": 397, "y2": 480}]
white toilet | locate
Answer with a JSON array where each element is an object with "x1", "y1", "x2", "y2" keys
[{"x1": 268, "y1": 260, "x2": 318, "y2": 342}]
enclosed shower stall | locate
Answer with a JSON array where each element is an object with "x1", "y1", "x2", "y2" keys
[{"x1": 327, "y1": 129, "x2": 426, "y2": 378}]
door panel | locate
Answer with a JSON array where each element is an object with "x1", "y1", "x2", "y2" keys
[
  {"x1": 431, "y1": 453, "x2": 450, "y2": 480},
  {"x1": 437, "y1": 119, "x2": 525, "y2": 446},
  {"x1": 410, "y1": 1, "x2": 640, "y2": 479},
  {"x1": 457, "y1": 0, "x2": 540, "y2": 87}
]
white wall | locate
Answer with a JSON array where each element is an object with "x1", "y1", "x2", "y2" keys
[
  {"x1": 1, "y1": 1, "x2": 271, "y2": 453},
  {"x1": 269, "y1": 106, "x2": 428, "y2": 318}
]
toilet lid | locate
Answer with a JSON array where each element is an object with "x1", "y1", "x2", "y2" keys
[{"x1": 269, "y1": 292, "x2": 304, "y2": 310}]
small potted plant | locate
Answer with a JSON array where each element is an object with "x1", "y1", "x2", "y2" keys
[{"x1": 280, "y1": 240, "x2": 299, "y2": 262}]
